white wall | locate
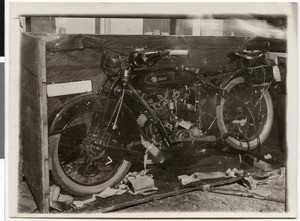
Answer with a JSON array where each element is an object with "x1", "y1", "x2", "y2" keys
[
  {"x1": 109, "y1": 18, "x2": 143, "y2": 35},
  {"x1": 55, "y1": 17, "x2": 95, "y2": 34},
  {"x1": 192, "y1": 19, "x2": 224, "y2": 36}
]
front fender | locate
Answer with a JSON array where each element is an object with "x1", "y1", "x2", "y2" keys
[{"x1": 49, "y1": 92, "x2": 142, "y2": 153}]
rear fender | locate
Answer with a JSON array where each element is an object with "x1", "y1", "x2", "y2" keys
[
  {"x1": 215, "y1": 69, "x2": 248, "y2": 107},
  {"x1": 220, "y1": 69, "x2": 249, "y2": 89}
]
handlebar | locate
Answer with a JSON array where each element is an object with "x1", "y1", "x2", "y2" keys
[
  {"x1": 130, "y1": 49, "x2": 191, "y2": 68},
  {"x1": 143, "y1": 49, "x2": 190, "y2": 57},
  {"x1": 246, "y1": 42, "x2": 270, "y2": 52}
]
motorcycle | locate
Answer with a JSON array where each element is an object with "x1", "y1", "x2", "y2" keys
[{"x1": 48, "y1": 43, "x2": 282, "y2": 196}]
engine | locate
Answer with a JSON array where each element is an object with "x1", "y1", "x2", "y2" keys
[{"x1": 137, "y1": 86, "x2": 204, "y2": 144}]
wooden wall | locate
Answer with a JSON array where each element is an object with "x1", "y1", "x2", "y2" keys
[
  {"x1": 20, "y1": 33, "x2": 50, "y2": 213},
  {"x1": 45, "y1": 34, "x2": 285, "y2": 87},
  {"x1": 45, "y1": 35, "x2": 252, "y2": 88}
]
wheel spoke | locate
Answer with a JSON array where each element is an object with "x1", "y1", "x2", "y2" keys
[{"x1": 61, "y1": 131, "x2": 85, "y2": 139}]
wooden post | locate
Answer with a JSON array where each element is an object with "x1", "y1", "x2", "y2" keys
[
  {"x1": 95, "y1": 18, "x2": 101, "y2": 34},
  {"x1": 170, "y1": 19, "x2": 176, "y2": 35},
  {"x1": 21, "y1": 33, "x2": 50, "y2": 213}
]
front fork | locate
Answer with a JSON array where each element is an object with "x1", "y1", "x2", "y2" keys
[{"x1": 99, "y1": 66, "x2": 171, "y2": 163}]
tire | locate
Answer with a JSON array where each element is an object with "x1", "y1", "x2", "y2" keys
[
  {"x1": 49, "y1": 94, "x2": 133, "y2": 196},
  {"x1": 216, "y1": 77, "x2": 274, "y2": 151}
]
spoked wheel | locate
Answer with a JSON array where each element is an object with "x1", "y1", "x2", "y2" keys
[
  {"x1": 49, "y1": 94, "x2": 132, "y2": 196},
  {"x1": 216, "y1": 77, "x2": 273, "y2": 151}
]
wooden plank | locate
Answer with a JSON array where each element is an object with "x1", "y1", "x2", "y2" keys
[
  {"x1": 81, "y1": 176, "x2": 243, "y2": 213},
  {"x1": 20, "y1": 103, "x2": 40, "y2": 153},
  {"x1": 37, "y1": 35, "x2": 50, "y2": 213},
  {"x1": 209, "y1": 188, "x2": 285, "y2": 204},
  {"x1": 21, "y1": 33, "x2": 50, "y2": 213},
  {"x1": 21, "y1": 34, "x2": 40, "y2": 76},
  {"x1": 20, "y1": 67, "x2": 38, "y2": 114},
  {"x1": 47, "y1": 80, "x2": 92, "y2": 97}
]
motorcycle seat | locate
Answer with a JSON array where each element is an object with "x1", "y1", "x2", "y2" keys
[{"x1": 228, "y1": 51, "x2": 264, "y2": 60}]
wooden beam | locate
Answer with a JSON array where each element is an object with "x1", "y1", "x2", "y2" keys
[
  {"x1": 88, "y1": 176, "x2": 243, "y2": 213},
  {"x1": 25, "y1": 17, "x2": 31, "y2": 32},
  {"x1": 95, "y1": 18, "x2": 100, "y2": 34}
]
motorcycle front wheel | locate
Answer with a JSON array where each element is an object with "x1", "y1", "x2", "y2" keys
[
  {"x1": 216, "y1": 77, "x2": 274, "y2": 151},
  {"x1": 49, "y1": 94, "x2": 132, "y2": 196}
]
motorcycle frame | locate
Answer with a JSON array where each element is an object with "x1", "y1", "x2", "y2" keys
[
  {"x1": 50, "y1": 56, "x2": 277, "y2": 155},
  {"x1": 99, "y1": 74, "x2": 173, "y2": 148},
  {"x1": 99, "y1": 68, "x2": 224, "y2": 147}
]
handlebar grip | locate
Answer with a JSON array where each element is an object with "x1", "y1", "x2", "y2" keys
[{"x1": 169, "y1": 50, "x2": 190, "y2": 56}]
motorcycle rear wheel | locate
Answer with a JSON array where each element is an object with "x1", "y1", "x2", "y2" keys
[
  {"x1": 216, "y1": 77, "x2": 273, "y2": 151},
  {"x1": 49, "y1": 94, "x2": 131, "y2": 196}
]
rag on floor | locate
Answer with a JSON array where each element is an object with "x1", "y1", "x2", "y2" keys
[
  {"x1": 123, "y1": 170, "x2": 158, "y2": 195},
  {"x1": 178, "y1": 172, "x2": 226, "y2": 185}
]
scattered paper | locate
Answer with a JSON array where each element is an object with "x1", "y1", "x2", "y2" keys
[
  {"x1": 226, "y1": 168, "x2": 236, "y2": 178},
  {"x1": 73, "y1": 195, "x2": 96, "y2": 208},
  {"x1": 178, "y1": 172, "x2": 226, "y2": 185},
  {"x1": 225, "y1": 168, "x2": 244, "y2": 178},
  {"x1": 58, "y1": 194, "x2": 73, "y2": 205},
  {"x1": 125, "y1": 170, "x2": 158, "y2": 195},
  {"x1": 95, "y1": 187, "x2": 127, "y2": 198},
  {"x1": 178, "y1": 175, "x2": 195, "y2": 185},
  {"x1": 50, "y1": 185, "x2": 60, "y2": 202},
  {"x1": 50, "y1": 185, "x2": 74, "y2": 211}
]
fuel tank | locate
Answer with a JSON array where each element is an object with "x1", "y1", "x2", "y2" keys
[{"x1": 131, "y1": 67, "x2": 196, "y2": 91}]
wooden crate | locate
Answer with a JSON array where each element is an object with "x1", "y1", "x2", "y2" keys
[{"x1": 20, "y1": 32, "x2": 285, "y2": 213}]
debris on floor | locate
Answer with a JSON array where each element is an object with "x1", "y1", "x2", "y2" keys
[
  {"x1": 123, "y1": 170, "x2": 158, "y2": 195},
  {"x1": 241, "y1": 176, "x2": 258, "y2": 189},
  {"x1": 248, "y1": 167, "x2": 285, "y2": 185},
  {"x1": 72, "y1": 169, "x2": 158, "y2": 209},
  {"x1": 96, "y1": 187, "x2": 127, "y2": 199},
  {"x1": 209, "y1": 186, "x2": 284, "y2": 204},
  {"x1": 210, "y1": 166, "x2": 286, "y2": 203},
  {"x1": 73, "y1": 195, "x2": 96, "y2": 208},
  {"x1": 244, "y1": 154, "x2": 272, "y2": 171},
  {"x1": 178, "y1": 171, "x2": 227, "y2": 185},
  {"x1": 225, "y1": 168, "x2": 244, "y2": 178},
  {"x1": 49, "y1": 185, "x2": 74, "y2": 211},
  {"x1": 178, "y1": 168, "x2": 245, "y2": 186},
  {"x1": 19, "y1": 134, "x2": 286, "y2": 213}
]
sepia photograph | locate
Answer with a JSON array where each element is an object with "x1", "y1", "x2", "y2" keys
[{"x1": 8, "y1": 2, "x2": 298, "y2": 218}]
